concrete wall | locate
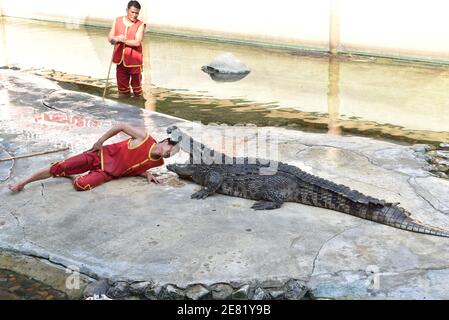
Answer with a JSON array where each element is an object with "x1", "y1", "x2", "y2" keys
[
  {"x1": 339, "y1": 0, "x2": 449, "y2": 62},
  {"x1": 0, "y1": 0, "x2": 329, "y2": 50},
  {"x1": 1, "y1": 0, "x2": 449, "y2": 62}
]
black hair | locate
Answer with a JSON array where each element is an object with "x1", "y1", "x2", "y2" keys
[
  {"x1": 160, "y1": 138, "x2": 179, "y2": 146},
  {"x1": 127, "y1": 1, "x2": 141, "y2": 9}
]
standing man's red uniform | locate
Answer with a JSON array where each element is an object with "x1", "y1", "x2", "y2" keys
[{"x1": 108, "y1": 1, "x2": 146, "y2": 97}]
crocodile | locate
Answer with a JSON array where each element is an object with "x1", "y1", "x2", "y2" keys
[{"x1": 166, "y1": 126, "x2": 449, "y2": 238}]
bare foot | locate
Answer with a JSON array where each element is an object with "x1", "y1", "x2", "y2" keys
[{"x1": 8, "y1": 182, "x2": 25, "y2": 193}]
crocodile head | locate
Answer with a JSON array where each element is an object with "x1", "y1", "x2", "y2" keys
[{"x1": 167, "y1": 163, "x2": 196, "y2": 179}]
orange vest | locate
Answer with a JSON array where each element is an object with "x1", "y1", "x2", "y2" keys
[
  {"x1": 112, "y1": 16, "x2": 144, "y2": 67},
  {"x1": 100, "y1": 134, "x2": 164, "y2": 178}
]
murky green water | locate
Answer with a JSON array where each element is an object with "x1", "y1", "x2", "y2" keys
[
  {"x1": 1, "y1": 16, "x2": 449, "y2": 147},
  {"x1": 0, "y1": 269, "x2": 66, "y2": 300}
]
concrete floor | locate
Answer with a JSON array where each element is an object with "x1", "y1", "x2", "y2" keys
[{"x1": 1, "y1": 69, "x2": 449, "y2": 299}]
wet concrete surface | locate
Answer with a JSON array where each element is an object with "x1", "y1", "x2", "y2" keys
[{"x1": 1, "y1": 69, "x2": 449, "y2": 299}]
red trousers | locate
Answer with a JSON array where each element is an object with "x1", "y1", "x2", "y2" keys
[
  {"x1": 116, "y1": 63, "x2": 143, "y2": 96},
  {"x1": 49, "y1": 151, "x2": 113, "y2": 191}
]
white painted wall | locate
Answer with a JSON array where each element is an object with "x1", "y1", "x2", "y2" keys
[
  {"x1": 146, "y1": 0, "x2": 330, "y2": 48},
  {"x1": 339, "y1": 0, "x2": 449, "y2": 61},
  {"x1": 0, "y1": 0, "x2": 329, "y2": 49},
  {"x1": 1, "y1": 0, "x2": 449, "y2": 61}
]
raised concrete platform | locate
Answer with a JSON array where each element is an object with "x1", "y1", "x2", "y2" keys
[{"x1": 1, "y1": 69, "x2": 449, "y2": 299}]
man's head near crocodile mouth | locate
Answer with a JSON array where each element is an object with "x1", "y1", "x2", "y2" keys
[
  {"x1": 157, "y1": 138, "x2": 180, "y2": 158},
  {"x1": 166, "y1": 163, "x2": 195, "y2": 179}
]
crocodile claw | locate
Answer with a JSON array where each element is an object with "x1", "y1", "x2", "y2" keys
[
  {"x1": 191, "y1": 189, "x2": 210, "y2": 200},
  {"x1": 251, "y1": 201, "x2": 281, "y2": 210}
]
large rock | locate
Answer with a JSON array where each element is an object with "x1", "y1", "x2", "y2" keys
[
  {"x1": 184, "y1": 284, "x2": 211, "y2": 300},
  {"x1": 129, "y1": 281, "x2": 153, "y2": 296},
  {"x1": 144, "y1": 285, "x2": 163, "y2": 300},
  {"x1": 159, "y1": 284, "x2": 185, "y2": 300},
  {"x1": 282, "y1": 279, "x2": 308, "y2": 300},
  {"x1": 201, "y1": 53, "x2": 250, "y2": 82},
  {"x1": 83, "y1": 279, "x2": 110, "y2": 299},
  {"x1": 231, "y1": 284, "x2": 251, "y2": 300},
  {"x1": 252, "y1": 287, "x2": 271, "y2": 300},
  {"x1": 106, "y1": 281, "x2": 130, "y2": 299},
  {"x1": 210, "y1": 283, "x2": 234, "y2": 300}
]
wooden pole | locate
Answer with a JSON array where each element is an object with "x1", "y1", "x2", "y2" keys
[
  {"x1": 0, "y1": 147, "x2": 70, "y2": 162},
  {"x1": 102, "y1": 26, "x2": 128, "y2": 102}
]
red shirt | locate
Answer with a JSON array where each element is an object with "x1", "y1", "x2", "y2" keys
[
  {"x1": 112, "y1": 16, "x2": 145, "y2": 67},
  {"x1": 100, "y1": 134, "x2": 164, "y2": 178}
]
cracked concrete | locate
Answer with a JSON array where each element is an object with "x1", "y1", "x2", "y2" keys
[
  {"x1": 40, "y1": 183, "x2": 46, "y2": 200},
  {"x1": 409, "y1": 176, "x2": 449, "y2": 214},
  {"x1": 309, "y1": 223, "x2": 365, "y2": 281},
  {"x1": 1, "y1": 69, "x2": 449, "y2": 299},
  {"x1": 0, "y1": 148, "x2": 14, "y2": 183}
]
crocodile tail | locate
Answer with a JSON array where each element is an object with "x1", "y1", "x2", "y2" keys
[
  {"x1": 278, "y1": 162, "x2": 391, "y2": 207},
  {"x1": 377, "y1": 205, "x2": 449, "y2": 238}
]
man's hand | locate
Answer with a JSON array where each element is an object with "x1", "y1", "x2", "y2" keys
[
  {"x1": 88, "y1": 141, "x2": 103, "y2": 152},
  {"x1": 147, "y1": 173, "x2": 162, "y2": 184},
  {"x1": 115, "y1": 34, "x2": 126, "y2": 43},
  {"x1": 141, "y1": 172, "x2": 163, "y2": 184}
]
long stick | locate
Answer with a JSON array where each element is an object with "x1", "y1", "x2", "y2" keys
[
  {"x1": 102, "y1": 26, "x2": 129, "y2": 102},
  {"x1": 0, "y1": 147, "x2": 70, "y2": 162},
  {"x1": 102, "y1": 53, "x2": 114, "y2": 101}
]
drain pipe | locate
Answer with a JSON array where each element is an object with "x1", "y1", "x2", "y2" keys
[{"x1": 329, "y1": 0, "x2": 340, "y2": 55}]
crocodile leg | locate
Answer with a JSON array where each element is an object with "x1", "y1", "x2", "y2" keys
[
  {"x1": 191, "y1": 171, "x2": 223, "y2": 200},
  {"x1": 191, "y1": 188, "x2": 211, "y2": 199},
  {"x1": 251, "y1": 200, "x2": 283, "y2": 210},
  {"x1": 251, "y1": 188, "x2": 285, "y2": 210}
]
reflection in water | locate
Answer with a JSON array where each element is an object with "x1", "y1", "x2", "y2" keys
[
  {"x1": 142, "y1": 39, "x2": 156, "y2": 111},
  {"x1": 0, "y1": 17, "x2": 7, "y2": 66},
  {"x1": 1, "y1": 17, "x2": 449, "y2": 146},
  {"x1": 206, "y1": 72, "x2": 251, "y2": 82},
  {"x1": 327, "y1": 55, "x2": 341, "y2": 136}
]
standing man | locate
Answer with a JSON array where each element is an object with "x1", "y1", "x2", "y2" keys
[{"x1": 108, "y1": 1, "x2": 146, "y2": 97}]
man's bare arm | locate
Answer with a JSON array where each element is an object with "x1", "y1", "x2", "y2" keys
[
  {"x1": 88, "y1": 123, "x2": 147, "y2": 151},
  {"x1": 123, "y1": 23, "x2": 146, "y2": 47},
  {"x1": 108, "y1": 19, "x2": 120, "y2": 45}
]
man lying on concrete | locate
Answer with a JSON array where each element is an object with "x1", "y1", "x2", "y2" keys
[{"x1": 8, "y1": 123, "x2": 179, "y2": 192}]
